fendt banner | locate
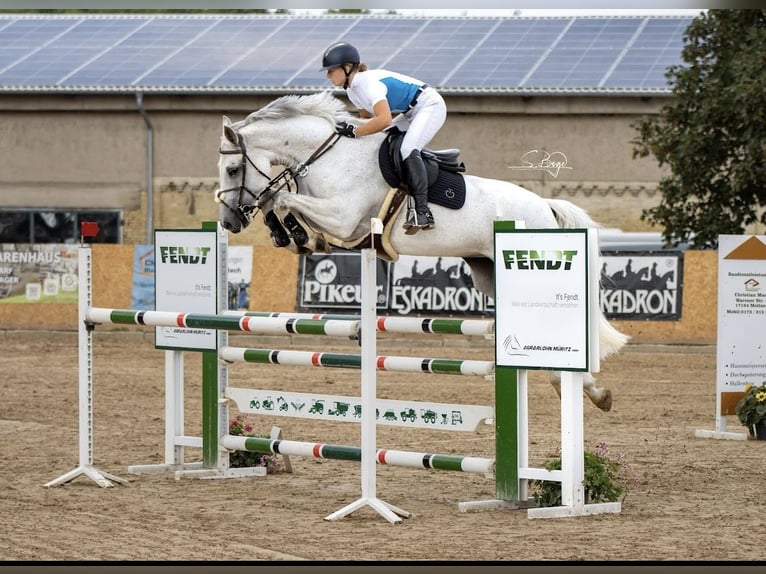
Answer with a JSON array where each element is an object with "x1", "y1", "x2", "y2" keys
[
  {"x1": 154, "y1": 228, "x2": 219, "y2": 351},
  {"x1": 494, "y1": 227, "x2": 592, "y2": 371}
]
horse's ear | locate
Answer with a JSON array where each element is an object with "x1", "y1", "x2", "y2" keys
[{"x1": 222, "y1": 117, "x2": 238, "y2": 144}]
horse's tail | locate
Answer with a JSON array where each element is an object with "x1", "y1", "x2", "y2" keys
[
  {"x1": 547, "y1": 198, "x2": 631, "y2": 356},
  {"x1": 546, "y1": 198, "x2": 601, "y2": 230}
]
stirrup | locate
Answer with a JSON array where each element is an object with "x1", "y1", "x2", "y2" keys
[{"x1": 403, "y1": 208, "x2": 435, "y2": 234}]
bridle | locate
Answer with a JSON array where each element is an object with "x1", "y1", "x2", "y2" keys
[{"x1": 216, "y1": 129, "x2": 342, "y2": 227}]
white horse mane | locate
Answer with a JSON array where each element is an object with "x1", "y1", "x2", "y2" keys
[{"x1": 235, "y1": 91, "x2": 351, "y2": 130}]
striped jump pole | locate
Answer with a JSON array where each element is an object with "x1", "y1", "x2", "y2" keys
[
  {"x1": 221, "y1": 435, "x2": 494, "y2": 475},
  {"x1": 219, "y1": 346, "x2": 494, "y2": 377},
  {"x1": 85, "y1": 308, "x2": 359, "y2": 337},
  {"x1": 227, "y1": 311, "x2": 494, "y2": 337}
]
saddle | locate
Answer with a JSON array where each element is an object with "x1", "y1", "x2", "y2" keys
[{"x1": 377, "y1": 127, "x2": 467, "y2": 211}]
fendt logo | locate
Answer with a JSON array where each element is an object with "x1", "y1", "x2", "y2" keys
[
  {"x1": 159, "y1": 246, "x2": 211, "y2": 264},
  {"x1": 502, "y1": 250, "x2": 578, "y2": 271}
]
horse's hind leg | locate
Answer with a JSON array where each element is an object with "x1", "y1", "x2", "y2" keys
[{"x1": 549, "y1": 371, "x2": 612, "y2": 412}]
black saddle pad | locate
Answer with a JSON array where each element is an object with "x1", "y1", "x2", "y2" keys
[{"x1": 378, "y1": 132, "x2": 466, "y2": 211}]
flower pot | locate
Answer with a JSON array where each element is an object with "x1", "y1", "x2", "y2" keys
[{"x1": 752, "y1": 421, "x2": 766, "y2": 441}]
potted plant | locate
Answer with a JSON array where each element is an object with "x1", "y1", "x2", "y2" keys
[
  {"x1": 228, "y1": 414, "x2": 282, "y2": 472},
  {"x1": 734, "y1": 382, "x2": 766, "y2": 440},
  {"x1": 530, "y1": 441, "x2": 640, "y2": 507}
]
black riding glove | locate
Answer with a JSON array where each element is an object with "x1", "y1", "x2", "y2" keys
[{"x1": 336, "y1": 121, "x2": 357, "y2": 138}]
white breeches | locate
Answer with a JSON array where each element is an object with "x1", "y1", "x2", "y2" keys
[{"x1": 391, "y1": 87, "x2": 447, "y2": 158}]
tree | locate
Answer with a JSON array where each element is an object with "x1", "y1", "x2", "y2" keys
[{"x1": 632, "y1": 10, "x2": 766, "y2": 249}]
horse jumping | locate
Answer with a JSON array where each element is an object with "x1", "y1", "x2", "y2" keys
[{"x1": 215, "y1": 91, "x2": 629, "y2": 411}]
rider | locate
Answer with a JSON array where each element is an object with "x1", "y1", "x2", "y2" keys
[{"x1": 321, "y1": 41, "x2": 446, "y2": 233}]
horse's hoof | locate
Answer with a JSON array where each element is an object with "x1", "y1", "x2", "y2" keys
[
  {"x1": 270, "y1": 233, "x2": 291, "y2": 248},
  {"x1": 596, "y1": 390, "x2": 612, "y2": 412}
]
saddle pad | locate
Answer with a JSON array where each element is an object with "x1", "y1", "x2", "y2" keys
[
  {"x1": 378, "y1": 139, "x2": 466, "y2": 211},
  {"x1": 429, "y1": 169, "x2": 466, "y2": 210}
]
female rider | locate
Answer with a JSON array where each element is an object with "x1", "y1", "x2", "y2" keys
[{"x1": 321, "y1": 41, "x2": 447, "y2": 233}]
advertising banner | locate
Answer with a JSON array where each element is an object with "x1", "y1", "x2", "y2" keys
[
  {"x1": 130, "y1": 245, "x2": 155, "y2": 310},
  {"x1": 298, "y1": 250, "x2": 390, "y2": 311},
  {"x1": 389, "y1": 255, "x2": 493, "y2": 316},
  {"x1": 716, "y1": 235, "x2": 766, "y2": 393},
  {"x1": 154, "y1": 229, "x2": 218, "y2": 351},
  {"x1": 297, "y1": 251, "x2": 492, "y2": 316},
  {"x1": 494, "y1": 227, "x2": 590, "y2": 371},
  {"x1": 600, "y1": 251, "x2": 684, "y2": 320},
  {"x1": 227, "y1": 245, "x2": 253, "y2": 311},
  {"x1": 0, "y1": 244, "x2": 78, "y2": 303}
]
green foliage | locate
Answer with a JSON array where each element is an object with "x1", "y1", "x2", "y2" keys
[
  {"x1": 227, "y1": 414, "x2": 281, "y2": 473},
  {"x1": 631, "y1": 10, "x2": 766, "y2": 249},
  {"x1": 735, "y1": 382, "x2": 766, "y2": 431},
  {"x1": 530, "y1": 442, "x2": 637, "y2": 507}
]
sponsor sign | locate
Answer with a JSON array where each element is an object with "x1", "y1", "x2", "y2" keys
[
  {"x1": 0, "y1": 244, "x2": 78, "y2": 303},
  {"x1": 297, "y1": 251, "x2": 492, "y2": 316},
  {"x1": 154, "y1": 229, "x2": 218, "y2": 351},
  {"x1": 493, "y1": 227, "x2": 591, "y2": 371},
  {"x1": 227, "y1": 245, "x2": 253, "y2": 310},
  {"x1": 389, "y1": 255, "x2": 493, "y2": 316},
  {"x1": 299, "y1": 251, "x2": 390, "y2": 311},
  {"x1": 600, "y1": 251, "x2": 684, "y2": 320},
  {"x1": 130, "y1": 245, "x2": 155, "y2": 310},
  {"x1": 716, "y1": 235, "x2": 766, "y2": 393}
]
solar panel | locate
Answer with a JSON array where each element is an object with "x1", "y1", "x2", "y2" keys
[
  {"x1": 602, "y1": 18, "x2": 690, "y2": 89},
  {"x1": 522, "y1": 18, "x2": 644, "y2": 88},
  {"x1": 0, "y1": 14, "x2": 694, "y2": 93},
  {"x1": 450, "y1": 19, "x2": 570, "y2": 87}
]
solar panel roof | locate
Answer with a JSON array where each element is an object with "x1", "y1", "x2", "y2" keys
[{"x1": 0, "y1": 14, "x2": 693, "y2": 95}]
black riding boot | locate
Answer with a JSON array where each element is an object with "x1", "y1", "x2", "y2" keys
[{"x1": 402, "y1": 149, "x2": 434, "y2": 234}]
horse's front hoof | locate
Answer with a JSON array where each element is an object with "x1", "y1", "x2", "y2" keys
[
  {"x1": 270, "y1": 233, "x2": 291, "y2": 248},
  {"x1": 291, "y1": 230, "x2": 308, "y2": 245}
]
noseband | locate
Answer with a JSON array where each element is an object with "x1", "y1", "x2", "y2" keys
[{"x1": 216, "y1": 129, "x2": 341, "y2": 226}]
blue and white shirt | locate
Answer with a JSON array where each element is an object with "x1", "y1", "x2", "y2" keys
[{"x1": 346, "y1": 69, "x2": 425, "y2": 114}]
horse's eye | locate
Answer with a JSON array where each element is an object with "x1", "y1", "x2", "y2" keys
[{"x1": 227, "y1": 166, "x2": 239, "y2": 177}]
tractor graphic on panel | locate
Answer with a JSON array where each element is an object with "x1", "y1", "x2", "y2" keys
[
  {"x1": 382, "y1": 409, "x2": 397, "y2": 422},
  {"x1": 399, "y1": 408, "x2": 417, "y2": 423},
  {"x1": 420, "y1": 409, "x2": 437, "y2": 424},
  {"x1": 329, "y1": 401, "x2": 350, "y2": 417},
  {"x1": 308, "y1": 400, "x2": 324, "y2": 415}
]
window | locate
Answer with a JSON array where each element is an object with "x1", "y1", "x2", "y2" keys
[{"x1": 0, "y1": 210, "x2": 122, "y2": 244}]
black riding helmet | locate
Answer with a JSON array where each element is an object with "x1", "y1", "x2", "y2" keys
[
  {"x1": 321, "y1": 42, "x2": 360, "y2": 89},
  {"x1": 320, "y1": 42, "x2": 360, "y2": 70}
]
